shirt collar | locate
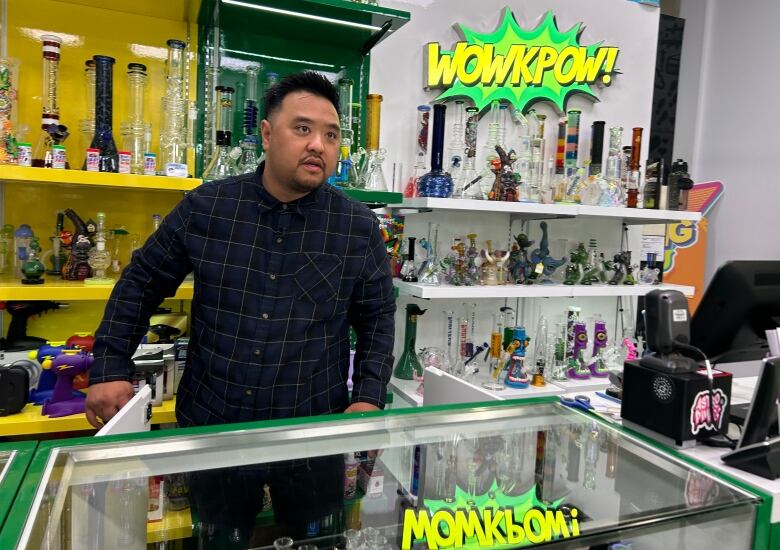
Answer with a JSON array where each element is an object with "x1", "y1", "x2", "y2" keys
[{"x1": 255, "y1": 161, "x2": 324, "y2": 216}]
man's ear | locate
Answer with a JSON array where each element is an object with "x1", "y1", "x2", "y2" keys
[{"x1": 261, "y1": 119, "x2": 271, "y2": 151}]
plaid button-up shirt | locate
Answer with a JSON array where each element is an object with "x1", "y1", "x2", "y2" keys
[{"x1": 90, "y1": 164, "x2": 396, "y2": 427}]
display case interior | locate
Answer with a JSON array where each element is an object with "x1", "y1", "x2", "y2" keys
[{"x1": 0, "y1": 400, "x2": 761, "y2": 549}]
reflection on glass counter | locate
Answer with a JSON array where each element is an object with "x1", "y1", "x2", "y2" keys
[{"x1": 5, "y1": 401, "x2": 759, "y2": 549}]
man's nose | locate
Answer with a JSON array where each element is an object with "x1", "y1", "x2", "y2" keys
[{"x1": 307, "y1": 132, "x2": 325, "y2": 153}]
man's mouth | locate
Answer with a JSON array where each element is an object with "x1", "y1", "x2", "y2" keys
[{"x1": 301, "y1": 158, "x2": 324, "y2": 172}]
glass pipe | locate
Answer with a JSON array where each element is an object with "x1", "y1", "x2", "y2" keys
[
  {"x1": 75, "y1": 60, "x2": 96, "y2": 167},
  {"x1": 330, "y1": 78, "x2": 359, "y2": 187},
  {"x1": 480, "y1": 240, "x2": 499, "y2": 285},
  {"x1": 441, "y1": 310, "x2": 456, "y2": 373},
  {"x1": 626, "y1": 127, "x2": 643, "y2": 208},
  {"x1": 589, "y1": 121, "x2": 605, "y2": 176},
  {"x1": 463, "y1": 301, "x2": 477, "y2": 357},
  {"x1": 159, "y1": 39, "x2": 188, "y2": 173},
  {"x1": 524, "y1": 109, "x2": 545, "y2": 202},
  {"x1": 639, "y1": 252, "x2": 661, "y2": 284},
  {"x1": 0, "y1": 57, "x2": 20, "y2": 165},
  {"x1": 202, "y1": 28, "x2": 221, "y2": 168},
  {"x1": 417, "y1": 104, "x2": 453, "y2": 197},
  {"x1": 86, "y1": 212, "x2": 113, "y2": 284},
  {"x1": 453, "y1": 314, "x2": 469, "y2": 376},
  {"x1": 455, "y1": 106, "x2": 484, "y2": 199},
  {"x1": 360, "y1": 94, "x2": 388, "y2": 191},
  {"x1": 555, "y1": 118, "x2": 566, "y2": 175},
  {"x1": 237, "y1": 66, "x2": 261, "y2": 174},
  {"x1": 417, "y1": 222, "x2": 440, "y2": 285},
  {"x1": 565, "y1": 110, "x2": 581, "y2": 177},
  {"x1": 567, "y1": 321, "x2": 591, "y2": 379},
  {"x1": 603, "y1": 126, "x2": 625, "y2": 206},
  {"x1": 202, "y1": 85, "x2": 237, "y2": 183},
  {"x1": 33, "y1": 35, "x2": 69, "y2": 168},
  {"x1": 273, "y1": 537, "x2": 294, "y2": 549},
  {"x1": 588, "y1": 319, "x2": 610, "y2": 377},
  {"x1": 643, "y1": 157, "x2": 663, "y2": 209},
  {"x1": 479, "y1": 101, "x2": 502, "y2": 187},
  {"x1": 483, "y1": 313, "x2": 506, "y2": 391},
  {"x1": 393, "y1": 304, "x2": 426, "y2": 379},
  {"x1": 120, "y1": 63, "x2": 151, "y2": 175},
  {"x1": 531, "y1": 316, "x2": 548, "y2": 386},
  {"x1": 404, "y1": 104, "x2": 430, "y2": 197},
  {"x1": 465, "y1": 234, "x2": 480, "y2": 285},
  {"x1": 505, "y1": 326, "x2": 530, "y2": 388},
  {"x1": 550, "y1": 322, "x2": 568, "y2": 381},
  {"x1": 400, "y1": 236, "x2": 417, "y2": 282},
  {"x1": 446, "y1": 100, "x2": 465, "y2": 181}
]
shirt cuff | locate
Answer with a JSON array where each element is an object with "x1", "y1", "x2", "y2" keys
[
  {"x1": 89, "y1": 358, "x2": 135, "y2": 385},
  {"x1": 351, "y1": 378, "x2": 387, "y2": 409}
]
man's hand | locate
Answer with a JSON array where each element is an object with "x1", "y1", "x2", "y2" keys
[
  {"x1": 344, "y1": 402, "x2": 380, "y2": 414},
  {"x1": 85, "y1": 381, "x2": 134, "y2": 428}
]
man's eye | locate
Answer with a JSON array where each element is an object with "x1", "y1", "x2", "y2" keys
[
  {"x1": 327, "y1": 131, "x2": 338, "y2": 140},
  {"x1": 295, "y1": 126, "x2": 310, "y2": 134}
]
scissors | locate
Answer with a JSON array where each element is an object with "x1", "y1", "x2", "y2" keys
[{"x1": 559, "y1": 394, "x2": 594, "y2": 411}]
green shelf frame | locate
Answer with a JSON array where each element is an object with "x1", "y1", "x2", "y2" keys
[{"x1": 342, "y1": 188, "x2": 402, "y2": 207}]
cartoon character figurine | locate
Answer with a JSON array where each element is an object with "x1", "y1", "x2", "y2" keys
[
  {"x1": 588, "y1": 320, "x2": 610, "y2": 377},
  {"x1": 567, "y1": 322, "x2": 591, "y2": 379},
  {"x1": 505, "y1": 327, "x2": 531, "y2": 388},
  {"x1": 488, "y1": 145, "x2": 520, "y2": 202},
  {"x1": 527, "y1": 221, "x2": 567, "y2": 283}
]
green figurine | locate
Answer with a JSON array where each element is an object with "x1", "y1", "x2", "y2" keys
[
  {"x1": 21, "y1": 236, "x2": 45, "y2": 285},
  {"x1": 563, "y1": 243, "x2": 588, "y2": 285}
]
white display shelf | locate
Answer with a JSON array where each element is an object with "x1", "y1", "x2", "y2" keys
[
  {"x1": 395, "y1": 197, "x2": 702, "y2": 225},
  {"x1": 388, "y1": 377, "x2": 424, "y2": 407},
  {"x1": 551, "y1": 377, "x2": 612, "y2": 393},
  {"x1": 577, "y1": 204, "x2": 702, "y2": 225},
  {"x1": 393, "y1": 280, "x2": 696, "y2": 299}
]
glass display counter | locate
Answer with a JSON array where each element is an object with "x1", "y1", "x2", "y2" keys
[
  {"x1": 0, "y1": 442, "x2": 37, "y2": 532},
  {"x1": 0, "y1": 399, "x2": 762, "y2": 549}
]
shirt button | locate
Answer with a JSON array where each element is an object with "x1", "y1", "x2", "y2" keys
[
  {"x1": 276, "y1": 237, "x2": 283, "y2": 244},
  {"x1": 254, "y1": 349, "x2": 261, "y2": 356},
  {"x1": 269, "y1": 273, "x2": 276, "y2": 280},
  {"x1": 245, "y1": 389, "x2": 253, "y2": 396},
  {"x1": 282, "y1": 204, "x2": 288, "y2": 210},
  {"x1": 261, "y1": 313, "x2": 269, "y2": 320}
]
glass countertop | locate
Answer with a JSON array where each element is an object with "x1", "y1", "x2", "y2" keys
[{"x1": 14, "y1": 401, "x2": 758, "y2": 549}]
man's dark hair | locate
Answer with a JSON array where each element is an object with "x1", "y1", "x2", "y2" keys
[{"x1": 263, "y1": 71, "x2": 340, "y2": 119}]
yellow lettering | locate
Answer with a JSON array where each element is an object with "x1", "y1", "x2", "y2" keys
[
  {"x1": 456, "y1": 44, "x2": 487, "y2": 85},
  {"x1": 571, "y1": 507, "x2": 580, "y2": 537},
  {"x1": 532, "y1": 46, "x2": 558, "y2": 85},
  {"x1": 670, "y1": 221, "x2": 695, "y2": 245},
  {"x1": 505, "y1": 509, "x2": 525, "y2": 544},
  {"x1": 402, "y1": 509, "x2": 436, "y2": 549},
  {"x1": 454, "y1": 508, "x2": 486, "y2": 546},
  {"x1": 545, "y1": 510, "x2": 570, "y2": 539},
  {"x1": 524, "y1": 508, "x2": 550, "y2": 544},
  {"x1": 431, "y1": 510, "x2": 457, "y2": 548},
  {"x1": 511, "y1": 46, "x2": 538, "y2": 84},
  {"x1": 554, "y1": 46, "x2": 584, "y2": 86},
  {"x1": 480, "y1": 45, "x2": 517, "y2": 86},
  {"x1": 484, "y1": 507, "x2": 506, "y2": 545},
  {"x1": 427, "y1": 42, "x2": 459, "y2": 87},
  {"x1": 575, "y1": 47, "x2": 610, "y2": 83}
]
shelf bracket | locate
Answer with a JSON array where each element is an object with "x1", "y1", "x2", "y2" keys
[{"x1": 361, "y1": 20, "x2": 393, "y2": 55}]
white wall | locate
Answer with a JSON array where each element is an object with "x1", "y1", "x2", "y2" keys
[
  {"x1": 676, "y1": 0, "x2": 780, "y2": 283},
  {"x1": 368, "y1": 0, "x2": 661, "y2": 360}
]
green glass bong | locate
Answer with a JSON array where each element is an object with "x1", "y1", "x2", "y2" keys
[{"x1": 393, "y1": 304, "x2": 427, "y2": 380}]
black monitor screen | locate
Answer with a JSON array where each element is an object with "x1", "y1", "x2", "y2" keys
[
  {"x1": 738, "y1": 356, "x2": 780, "y2": 448},
  {"x1": 691, "y1": 261, "x2": 780, "y2": 363}
]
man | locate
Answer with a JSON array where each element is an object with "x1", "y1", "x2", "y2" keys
[{"x1": 86, "y1": 72, "x2": 396, "y2": 543}]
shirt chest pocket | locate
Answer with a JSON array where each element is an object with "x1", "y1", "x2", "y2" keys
[{"x1": 293, "y1": 252, "x2": 344, "y2": 305}]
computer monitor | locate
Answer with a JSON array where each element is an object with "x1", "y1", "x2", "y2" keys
[
  {"x1": 737, "y1": 356, "x2": 780, "y2": 448},
  {"x1": 691, "y1": 261, "x2": 780, "y2": 363}
]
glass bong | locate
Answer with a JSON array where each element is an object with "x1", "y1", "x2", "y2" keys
[
  {"x1": 202, "y1": 86, "x2": 237, "y2": 183},
  {"x1": 417, "y1": 222, "x2": 441, "y2": 285},
  {"x1": 237, "y1": 65, "x2": 261, "y2": 174},
  {"x1": 417, "y1": 103, "x2": 453, "y2": 198},
  {"x1": 78, "y1": 60, "x2": 96, "y2": 166},
  {"x1": 445, "y1": 100, "x2": 465, "y2": 183},
  {"x1": 454, "y1": 106, "x2": 483, "y2": 199},
  {"x1": 86, "y1": 212, "x2": 113, "y2": 285},
  {"x1": 359, "y1": 93, "x2": 388, "y2": 191},
  {"x1": 87, "y1": 55, "x2": 119, "y2": 172},
  {"x1": 159, "y1": 39, "x2": 188, "y2": 175},
  {"x1": 403, "y1": 104, "x2": 430, "y2": 198},
  {"x1": 119, "y1": 63, "x2": 151, "y2": 175},
  {"x1": 33, "y1": 35, "x2": 69, "y2": 168},
  {"x1": 329, "y1": 78, "x2": 359, "y2": 187}
]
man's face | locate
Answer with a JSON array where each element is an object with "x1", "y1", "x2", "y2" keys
[{"x1": 261, "y1": 91, "x2": 340, "y2": 195}]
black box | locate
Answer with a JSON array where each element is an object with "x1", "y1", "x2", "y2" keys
[{"x1": 621, "y1": 360, "x2": 732, "y2": 446}]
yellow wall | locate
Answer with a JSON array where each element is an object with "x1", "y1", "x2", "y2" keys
[{"x1": 4, "y1": 0, "x2": 197, "y2": 341}]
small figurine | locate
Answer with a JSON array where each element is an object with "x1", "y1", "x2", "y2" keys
[
  {"x1": 20, "y1": 236, "x2": 45, "y2": 285},
  {"x1": 527, "y1": 221, "x2": 567, "y2": 283},
  {"x1": 563, "y1": 243, "x2": 588, "y2": 285},
  {"x1": 62, "y1": 209, "x2": 93, "y2": 281},
  {"x1": 493, "y1": 247, "x2": 511, "y2": 284},
  {"x1": 608, "y1": 250, "x2": 636, "y2": 286},
  {"x1": 488, "y1": 145, "x2": 520, "y2": 202},
  {"x1": 567, "y1": 322, "x2": 591, "y2": 379},
  {"x1": 509, "y1": 233, "x2": 534, "y2": 284},
  {"x1": 480, "y1": 240, "x2": 499, "y2": 285}
]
